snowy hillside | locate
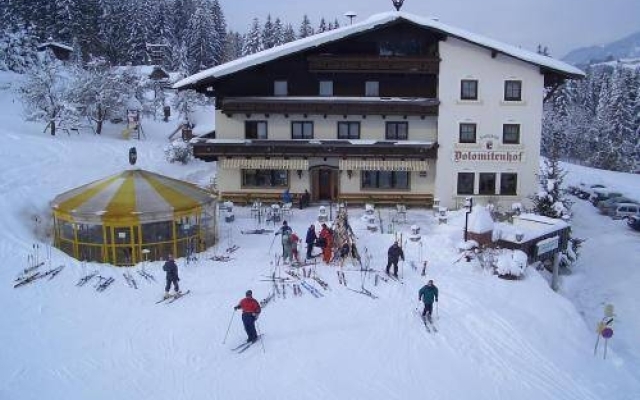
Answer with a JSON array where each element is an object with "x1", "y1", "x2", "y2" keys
[
  {"x1": 563, "y1": 30, "x2": 640, "y2": 66},
  {"x1": 1, "y1": 71, "x2": 639, "y2": 400}
]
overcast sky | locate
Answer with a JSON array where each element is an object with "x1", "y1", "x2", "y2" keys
[{"x1": 219, "y1": 0, "x2": 640, "y2": 58}]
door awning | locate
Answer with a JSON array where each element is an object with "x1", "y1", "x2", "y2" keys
[
  {"x1": 220, "y1": 158, "x2": 309, "y2": 170},
  {"x1": 339, "y1": 159, "x2": 429, "y2": 171}
]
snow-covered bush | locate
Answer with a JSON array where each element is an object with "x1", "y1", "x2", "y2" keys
[
  {"x1": 164, "y1": 140, "x2": 193, "y2": 164},
  {"x1": 495, "y1": 250, "x2": 528, "y2": 279}
]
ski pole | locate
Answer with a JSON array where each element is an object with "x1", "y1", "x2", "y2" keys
[
  {"x1": 222, "y1": 309, "x2": 236, "y2": 344},
  {"x1": 436, "y1": 301, "x2": 439, "y2": 320},
  {"x1": 256, "y1": 321, "x2": 266, "y2": 353},
  {"x1": 268, "y1": 234, "x2": 277, "y2": 254}
]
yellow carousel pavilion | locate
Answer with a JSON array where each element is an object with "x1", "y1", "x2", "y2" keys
[{"x1": 51, "y1": 169, "x2": 217, "y2": 266}]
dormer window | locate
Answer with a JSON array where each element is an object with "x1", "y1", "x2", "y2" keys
[
  {"x1": 319, "y1": 81, "x2": 333, "y2": 96},
  {"x1": 365, "y1": 81, "x2": 379, "y2": 97},
  {"x1": 274, "y1": 80, "x2": 288, "y2": 96}
]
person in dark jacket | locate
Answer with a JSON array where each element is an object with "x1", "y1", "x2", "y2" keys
[
  {"x1": 234, "y1": 290, "x2": 262, "y2": 342},
  {"x1": 385, "y1": 241, "x2": 405, "y2": 277},
  {"x1": 305, "y1": 224, "x2": 317, "y2": 259},
  {"x1": 162, "y1": 254, "x2": 180, "y2": 298},
  {"x1": 418, "y1": 280, "x2": 439, "y2": 321}
]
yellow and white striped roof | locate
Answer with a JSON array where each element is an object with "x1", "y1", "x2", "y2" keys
[{"x1": 51, "y1": 169, "x2": 214, "y2": 224}]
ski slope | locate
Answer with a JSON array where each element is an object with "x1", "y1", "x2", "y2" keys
[{"x1": 0, "y1": 71, "x2": 638, "y2": 400}]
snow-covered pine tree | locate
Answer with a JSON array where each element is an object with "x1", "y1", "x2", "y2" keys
[
  {"x1": 273, "y1": 18, "x2": 284, "y2": 47},
  {"x1": 531, "y1": 146, "x2": 571, "y2": 220},
  {"x1": 210, "y1": 0, "x2": 227, "y2": 65},
  {"x1": 243, "y1": 18, "x2": 262, "y2": 56},
  {"x1": 184, "y1": 0, "x2": 217, "y2": 74},
  {"x1": 223, "y1": 31, "x2": 244, "y2": 62},
  {"x1": 0, "y1": 25, "x2": 38, "y2": 73},
  {"x1": 282, "y1": 23, "x2": 296, "y2": 43},
  {"x1": 299, "y1": 15, "x2": 314, "y2": 38},
  {"x1": 262, "y1": 14, "x2": 276, "y2": 49},
  {"x1": 317, "y1": 18, "x2": 328, "y2": 33}
]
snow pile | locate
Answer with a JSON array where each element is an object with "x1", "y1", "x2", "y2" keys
[
  {"x1": 495, "y1": 250, "x2": 529, "y2": 277},
  {"x1": 468, "y1": 206, "x2": 494, "y2": 233}
]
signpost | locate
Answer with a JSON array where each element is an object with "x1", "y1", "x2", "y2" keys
[{"x1": 594, "y1": 304, "x2": 615, "y2": 359}]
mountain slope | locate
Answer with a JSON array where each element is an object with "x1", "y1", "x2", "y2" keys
[{"x1": 563, "y1": 30, "x2": 640, "y2": 66}]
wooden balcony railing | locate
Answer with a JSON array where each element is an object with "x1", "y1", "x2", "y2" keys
[{"x1": 307, "y1": 55, "x2": 440, "y2": 74}]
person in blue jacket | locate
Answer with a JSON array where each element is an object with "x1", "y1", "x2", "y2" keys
[
  {"x1": 282, "y1": 188, "x2": 293, "y2": 204},
  {"x1": 305, "y1": 224, "x2": 317, "y2": 259},
  {"x1": 418, "y1": 280, "x2": 439, "y2": 321}
]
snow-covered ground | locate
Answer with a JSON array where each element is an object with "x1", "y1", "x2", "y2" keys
[{"x1": 1, "y1": 71, "x2": 639, "y2": 400}]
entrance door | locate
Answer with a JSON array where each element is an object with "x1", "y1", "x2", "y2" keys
[{"x1": 312, "y1": 168, "x2": 338, "y2": 201}]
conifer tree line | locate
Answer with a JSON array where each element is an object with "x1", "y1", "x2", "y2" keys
[
  {"x1": 542, "y1": 64, "x2": 640, "y2": 173},
  {"x1": 0, "y1": 0, "x2": 339, "y2": 74}
]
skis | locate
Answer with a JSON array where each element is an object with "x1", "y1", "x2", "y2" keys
[
  {"x1": 13, "y1": 272, "x2": 41, "y2": 288},
  {"x1": 241, "y1": 229, "x2": 273, "y2": 235},
  {"x1": 232, "y1": 334, "x2": 263, "y2": 353},
  {"x1": 76, "y1": 271, "x2": 98, "y2": 287},
  {"x1": 300, "y1": 281, "x2": 324, "y2": 298},
  {"x1": 346, "y1": 286, "x2": 378, "y2": 299},
  {"x1": 226, "y1": 245, "x2": 240, "y2": 253},
  {"x1": 337, "y1": 270, "x2": 347, "y2": 286},
  {"x1": 157, "y1": 290, "x2": 191, "y2": 304},
  {"x1": 13, "y1": 265, "x2": 65, "y2": 288},
  {"x1": 123, "y1": 272, "x2": 138, "y2": 289},
  {"x1": 95, "y1": 276, "x2": 115, "y2": 292},
  {"x1": 416, "y1": 310, "x2": 437, "y2": 333},
  {"x1": 137, "y1": 269, "x2": 156, "y2": 282},
  {"x1": 167, "y1": 290, "x2": 191, "y2": 303}
]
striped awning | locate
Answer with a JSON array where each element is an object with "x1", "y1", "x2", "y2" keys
[
  {"x1": 50, "y1": 169, "x2": 214, "y2": 224},
  {"x1": 339, "y1": 159, "x2": 429, "y2": 171},
  {"x1": 220, "y1": 158, "x2": 309, "y2": 170}
]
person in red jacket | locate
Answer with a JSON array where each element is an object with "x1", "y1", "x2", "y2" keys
[
  {"x1": 234, "y1": 290, "x2": 262, "y2": 342},
  {"x1": 319, "y1": 223, "x2": 333, "y2": 264}
]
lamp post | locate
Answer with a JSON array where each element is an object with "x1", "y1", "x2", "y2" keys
[{"x1": 464, "y1": 197, "x2": 473, "y2": 241}]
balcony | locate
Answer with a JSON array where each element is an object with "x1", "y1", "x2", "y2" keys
[
  {"x1": 191, "y1": 139, "x2": 438, "y2": 161},
  {"x1": 307, "y1": 55, "x2": 440, "y2": 74},
  {"x1": 221, "y1": 96, "x2": 439, "y2": 117}
]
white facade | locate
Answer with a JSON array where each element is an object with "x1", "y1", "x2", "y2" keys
[{"x1": 436, "y1": 37, "x2": 544, "y2": 209}]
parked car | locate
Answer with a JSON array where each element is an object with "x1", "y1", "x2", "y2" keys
[
  {"x1": 572, "y1": 183, "x2": 606, "y2": 200},
  {"x1": 627, "y1": 216, "x2": 640, "y2": 232},
  {"x1": 589, "y1": 188, "x2": 623, "y2": 206},
  {"x1": 597, "y1": 196, "x2": 638, "y2": 214},
  {"x1": 611, "y1": 203, "x2": 640, "y2": 220}
]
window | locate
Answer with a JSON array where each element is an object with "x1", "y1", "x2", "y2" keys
[
  {"x1": 500, "y1": 173, "x2": 518, "y2": 195},
  {"x1": 274, "y1": 80, "x2": 288, "y2": 96},
  {"x1": 242, "y1": 169, "x2": 288, "y2": 188},
  {"x1": 503, "y1": 124, "x2": 520, "y2": 144},
  {"x1": 365, "y1": 81, "x2": 379, "y2": 97},
  {"x1": 291, "y1": 121, "x2": 313, "y2": 139},
  {"x1": 245, "y1": 121, "x2": 267, "y2": 139},
  {"x1": 459, "y1": 123, "x2": 477, "y2": 143},
  {"x1": 460, "y1": 79, "x2": 478, "y2": 100},
  {"x1": 457, "y1": 173, "x2": 475, "y2": 195},
  {"x1": 338, "y1": 122, "x2": 360, "y2": 139},
  {"x1": 361, "y1": 171, "x2": 409, "y2": 189},
  {"x1": 386, "y1": 122, "x2": 408, "y2": 140},
  {"x1": 504, "y1": 80, "x2": 522, "y2": 101},
  {"x1": 479, "y1": 173, "x2": 496, "y2": 195},
  {"x1": 319, "y1": 81, "x2": 333, "y2": 96}
]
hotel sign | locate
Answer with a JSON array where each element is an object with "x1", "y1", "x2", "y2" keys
[
  {"x1": 536, "y1": 236, "x2": 559, "y2": 256},
  {"x1": 454, "y1": 151, "x2": 524, "y2": 163}
]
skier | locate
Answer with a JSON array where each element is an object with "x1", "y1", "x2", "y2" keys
[
  {"x1": 418, "y1": 280, "x2": 439, "y2": 321},
  {"x1": 275, "y1": 220, "x2": 293, "y2": 236},
  {"x1": 290, "y1": 231, "x2": 300, "y2": 263},
  {"x1": 319, "y1": 223, "x2": 333, "y2": 264},
  {"x1": 275, "y1": 220, "x2": 293, "y2": 261},
  {"x1": 339, "y1": 241, "x2": 351, "y2": 268},
  {"x1": 305, "y1": 224, "x2": 317, "y2": 260},
  {"x1": 385, "y1": 241, "x2": 405, "y2": 277},
  {"x1": 162, "y1": 254, "x2": 181, "y2": 299},
  {"x1": 234, "y1": 290, "x2": 262, "y2": 343}
]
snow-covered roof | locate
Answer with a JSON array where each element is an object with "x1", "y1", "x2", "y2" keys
[
  {"x1": 174, "y1": 11, "x2": 584, "y2": 90},
  {"x1": 37, "y1": 41, "x2": 73, "y2": 52}
]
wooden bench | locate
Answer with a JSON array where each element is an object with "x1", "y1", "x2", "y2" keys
[{"x1": 339, "y1": 193, "x2": 434, "y2": 208}]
